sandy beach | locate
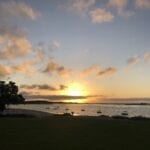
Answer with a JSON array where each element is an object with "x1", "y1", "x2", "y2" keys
[{"x1": 3, "y1": 108, "x2": 52, "y2": 118}]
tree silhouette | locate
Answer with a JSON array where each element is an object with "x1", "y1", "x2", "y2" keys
[{"x1": 0, "y1": 81, "x2": 25, "y2": 112}]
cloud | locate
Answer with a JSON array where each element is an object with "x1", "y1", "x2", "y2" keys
[
  {"x1": 0, "y1": 24, "x2": 34, "y2": 60},
  {"x1": 61, "y1": 0, "x2": 150, "y2": 24},
  {"x1": 43, "y1": 59, "x2": 72, "y2": 77},
  {"x1": 57, "y1": 66, "x2": 72, "y2": 76},
  {"x1": 126, "y1": 52, "x2": 150, "y2": 70},
  {"x1": 107, "y1": 0, "x2": 150, "y2": 12},
  {"x1": 135, "y1": 0, "x2": 150, "y2": 9},
  {"x1": 11, "y1": 61, "x2": 34, "y2": 75},
  {"x1": 21, "y1": 84, "x2": 57, "y2": 91},
  {"x1": 31, "y1": 48, "x2": 46, "y2": 65},
  {"x1": 25, "y1": 95, "x2": 86, "y2": 101},
  {"x1": 125, "y1": 55, "x2": 141, "y2": 71},
  {"x1": 107, "y1": 0, "x2": 128, "y2": 9},
  {"x1": 43, "y1": 60, "x2": 59, "y2": 73},
  {"x1": 59, "y1": 84, "x2": 68, "y2": 90},
  {"x1": 0, "y1": 59, "x2": 37, "y2": 78},
  {"x1": 66, "y1": 0, "x2": 95, "y2": 13},
  {"x1": 0, "y1": 0, "x2": 39, "y2": 20},
  {"x1": 0, "y1": 0, "x2": 51, "y2": 79},
  {"x1": 0, "y1": 64, "x2": 11, "y2": 78},
  {"x1": 0, "y1": 24, "x2": 26, "y2": 37},
  {"x1": 81, "y1": 65, "x2": 99, "y2": 76},
  {"x1": 81, "y1": 65, "x2": 117, "y2": 77},
  {"x1": 63, "y1": 0, "x2": 115, "y2": 24},
  {"x1": 107, "y1": 0, "x2": 134, "y2": 17},
  {"x1": 144, "y1": 52, "x2": 150, "y2": 61},
  {"x1": 127, "y1": 55, "x2": 141, "y2": 66},
  {"x1": 0, "y1": 1, "x2": 41, "y2": 60},
  {"x1": 0, "y1": 32, "x2": 31, "y2": 59},
  {"x1": 97, "y1": 67, "x2": 117, "y2": 77},
  {"x1": 49, "y1": 41, "x2": 60, "y2": 51},
  {"x1": 88, "y1": 8, "x2": 114, "y2": 23},
  {"x1": 20, "y1": 91, "x2": 32, "y2": 96},
  {"x1": 21, "y1": 84, "x2": 68, "y2": 91}
]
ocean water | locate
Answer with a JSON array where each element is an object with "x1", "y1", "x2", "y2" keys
[{"x1": 9, "y1": 103, "x2": 150, "y2": 118}]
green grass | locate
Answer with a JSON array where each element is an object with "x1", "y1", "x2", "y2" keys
[{"x1": 0, "y1": 116, "x2": 150, "y2": 150}]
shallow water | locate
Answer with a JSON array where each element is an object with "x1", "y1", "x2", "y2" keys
[{"x1": 9, "y1": 103, "x2": 150, "y2": 117}]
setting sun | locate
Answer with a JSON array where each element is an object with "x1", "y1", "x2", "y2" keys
[
  {"x1": 65, "y1": 83, "x2": 88, "y2": 96},
  {"x1": 68, "y1": 89, "x2": 82, "y2": 96}
]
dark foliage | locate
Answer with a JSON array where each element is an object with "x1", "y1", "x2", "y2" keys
[{"x1": 0, "y1": 81, "x2": 25, "y2": 111}]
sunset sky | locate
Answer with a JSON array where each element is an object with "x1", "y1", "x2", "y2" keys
[{"x1": 0, "y1": 0, "x2": 150, "y2": 102}]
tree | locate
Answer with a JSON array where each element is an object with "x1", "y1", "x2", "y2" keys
[{"x1": 0, "y1": 81, "x2": 25, "y2": 112}]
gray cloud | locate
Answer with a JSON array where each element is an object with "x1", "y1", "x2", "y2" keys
[
  {"x1": 125, "y1": 52, "x2": 150, "y2": 70},
  {"x1": 97, "y1": 67, "x2": 117, "y2": 77},
  {"x1": 25, "y1": 94, "x2": 86, "y2": 101},
  {"x1": 127, "y1": 55, "x2": 141, "y2": 66},
  {"x1": 0, "y1": 0, "x2": 39, "y2": 21},
  {"x1": 21, "y1": 84, "x2": 68, "y2": 91},
  {"x1": 59, "y1": 84, "x2": 68, "y2": 90},
  {"x1": 107, "y1": 0, "x2": 134, "y2": 17},
  {"x1": 49, "y1": 41, "x2": 60, "y2": 51}
]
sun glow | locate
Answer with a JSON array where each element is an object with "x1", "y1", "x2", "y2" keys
[{"x1": 65, "y1": 83, "x2": 88, "y2": 96}]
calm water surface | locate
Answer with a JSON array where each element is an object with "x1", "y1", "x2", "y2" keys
[{"x1": 9, "y1": 103, "x2": 150, "y2": 118}]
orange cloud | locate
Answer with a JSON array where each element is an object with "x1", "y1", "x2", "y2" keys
[
  {"x1": 107, "y1": 0, "x2": 127, "y2": 9},
  {"x1": 144, "y1": 52, "x2": 150, "y2": 61},
  {"x1": 0, "y1": 59, "x2": 38, "y2": 78},
  {"x1": 135, "y1": 0, "x2": 150, "y2": 9},
  {"x1": 11, "y1": 62, "x2": 34, "y2": 75},
  {"x1": 0, "y1": 64, "x2": 11, "y2": 78},
  {"x1": 43, "y1": 59, "x2": 72, "y2": 77},
  {"x1": 81, "y1": 65, "x2": 117, "y2": 77},
  {"x1": 81, "y1": 65, "x2": 99, "y2": 76},
  {"x1": 0, "y1": 33, "x2": 31, "y2": 59},
  {"x1": 0, "y1": 24, "x2": 33, "y2": 60},
  {"x1": 88, "y1": 8, "x2": 114, "y2": 23}
]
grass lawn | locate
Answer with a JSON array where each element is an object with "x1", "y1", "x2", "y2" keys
[{"x1": 0, "y1": 116, "x2": 150, "y2": 150}]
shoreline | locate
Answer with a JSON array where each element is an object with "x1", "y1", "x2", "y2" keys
[
  {"x1": 2, "y1": 108, "x2": 53, "y2": 118},
  {"x1": 1, "y1": 108, "x2": 150, "y2": 121}
]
